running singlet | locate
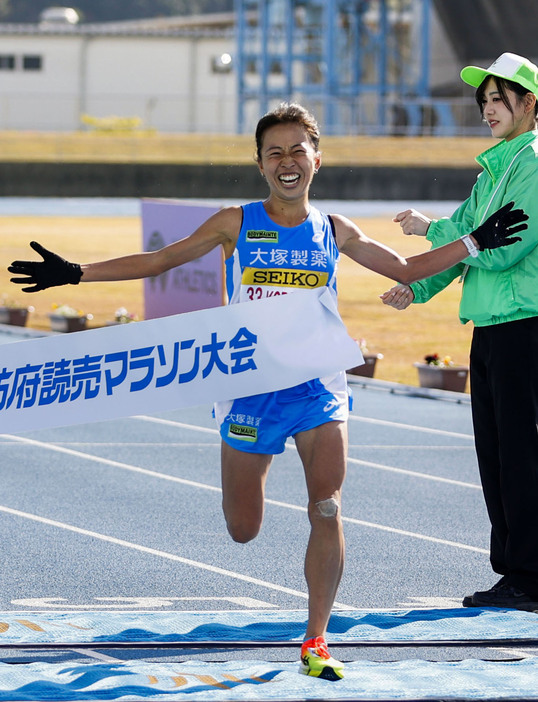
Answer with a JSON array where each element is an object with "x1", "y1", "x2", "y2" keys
[
  {"x1": 215, "y1": 201, "x2": 349, "y2": 454},
  {"x1": 225, "y1": 201, "x2": 339, "y2": 305}
]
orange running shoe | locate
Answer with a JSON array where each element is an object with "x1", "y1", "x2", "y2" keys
[{"x1": 299, "y1": 635, "x2": 344, "y2": 680}]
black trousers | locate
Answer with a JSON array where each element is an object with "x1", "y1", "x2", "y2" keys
[{"x1": 470, "y1": 316, "x2": 538, "y2": 597}]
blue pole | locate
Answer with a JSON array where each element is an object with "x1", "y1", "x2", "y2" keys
[
  {"x1": 418, "y1": 0, "x2": 431, "y2": 96},
  {"x1": 234, "y1": 0, "x2": 245, "y2": 133},
  {"x1": 325, "y1": 0, "x2": 336, "y2": 132},
  {"x1": 378, "y1": 0, "x2": 388, "y2": 131}
]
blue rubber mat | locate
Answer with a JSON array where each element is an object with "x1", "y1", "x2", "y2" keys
[
  {"x1": 1, "y1": 658, "x2": 538, "y2": 701},
  {"x1": 0, "y1": 608, "x2": 537, "y2": 646}
]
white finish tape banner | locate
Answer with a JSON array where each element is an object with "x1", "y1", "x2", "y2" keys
[{"x1": 0, "y1": 289, "x2": 362, "y2": 435}]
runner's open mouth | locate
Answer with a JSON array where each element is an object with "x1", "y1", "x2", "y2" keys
[{"x1": 279, "y1": 173, "x2": 300, "y2": 185}]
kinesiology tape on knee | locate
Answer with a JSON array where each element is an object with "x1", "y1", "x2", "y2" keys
[{"x1": 315, "y1": 497, "x2": 340, "y2": 518}]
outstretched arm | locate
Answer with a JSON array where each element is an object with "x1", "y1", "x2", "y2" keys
[
  {"x1": 335, "y1": 202, "x2": 527, "y2": 285},
  {"x1": 8, "y1": 207, "x2": 241, "y2": 293}
]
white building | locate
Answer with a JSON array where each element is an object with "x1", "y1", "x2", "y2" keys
[
  {"x1": 0, "y1": 5, "x2": 468, "y2": 135},
  {"x1": 0, "y1": 11, "x2": 237, "y2": 132}
]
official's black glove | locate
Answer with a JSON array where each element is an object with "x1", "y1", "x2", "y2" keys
[
  {"x1": 8, "y1": 241, "x2": 83, "y2": 293},
  {"x1": 471, "y1": 201, "x2": 528, "y2": 251}
]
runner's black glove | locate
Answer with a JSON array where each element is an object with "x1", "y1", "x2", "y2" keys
[
  {"x1": 471, "y1": 201, "x2": 528, "y2": 250},
  {"x1": 8, "y1": 241, "x2": 83, "y2": 293}
]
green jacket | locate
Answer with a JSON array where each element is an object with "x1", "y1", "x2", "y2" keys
[{"x1": 410, "y1": 130, "x2": 538, "y2": 326}]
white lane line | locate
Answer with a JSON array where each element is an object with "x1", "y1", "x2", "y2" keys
[
  {"x1": 133, "y1": 415, "x2": 220, "y2": 434},
  {"x1": 341, "y1": 516, "x2": 487, "y2": 554},
  {"x1": 348, "y1": 445, "x2": 472, "y2": 450},
  {"x1": 134, "y1": 416, "x2": 482, "y2": 489},
  {"x1": 397, "y1": 596, "x2": 463, "y2": 609},
  {"x1": 1, "y1": 433, "x2": 486, "y2": 553},
  {"x1": 0, "y1": 504, "x2": 353, "y2": 609},
  {"x1": 13, "y1": 596, "x2": 278, "y2": 609},
  {"x1": 346, "y1": 456, "x2": 480, "y2": 489},
  {"x1": 2, "y1": 433, "x2": 221, "y2": 493},
  {"x1": 137, "y1": 414, "x2": 475, "y2": 441},
  {"x1": 349, "y1": 414, "x2": 474, "y2": 440},
  {"x1": 2, "y1": 443, "x2": 221, "y2": 448},
  {"x1": 263, "y1": 498, "x2": 488, "y2": 554},
  {"x1": 3, "y1": 427, "x2": 479, "y2": 490}
]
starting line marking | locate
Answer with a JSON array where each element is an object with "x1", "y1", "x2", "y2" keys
[{"x1": 11, "y1": 597, "x2": 278, "y2": 610}]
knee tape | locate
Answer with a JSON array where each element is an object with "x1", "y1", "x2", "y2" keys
[{"x1": 315, "y1": 497, "x2": 339, "y2": 518}]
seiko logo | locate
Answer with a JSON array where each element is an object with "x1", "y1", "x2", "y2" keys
[{"x1": 243, "y1": 268, "x2": 328, "y2": 289}]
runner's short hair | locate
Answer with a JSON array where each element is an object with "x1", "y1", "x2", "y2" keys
[{"x1": 255, "y1": 103, "x2": 320, "y2": 160}]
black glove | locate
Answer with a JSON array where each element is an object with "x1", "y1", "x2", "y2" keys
[
  {"x1": 8, "y1": 241, "x2": 82, "y2": 293},
  {"x1": 471, "y1": 201, "x2": 528, "y2": 251}
]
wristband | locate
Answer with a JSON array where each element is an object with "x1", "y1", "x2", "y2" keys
[{"x1": 460, "y1": 234, "x2": 479, "y2": 258}]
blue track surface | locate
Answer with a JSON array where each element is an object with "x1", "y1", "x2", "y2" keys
[{"x1": 1, "y1": 281, "x2": 537, "y2": 699}]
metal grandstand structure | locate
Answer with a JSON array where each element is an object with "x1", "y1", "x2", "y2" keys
[{"x1": 234, "y1": 0, "x2": 438, "y2": 135}]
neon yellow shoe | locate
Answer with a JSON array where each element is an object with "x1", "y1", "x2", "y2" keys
[{"x1": 299, "y1": 636, "x2": 344, "y2": 680}]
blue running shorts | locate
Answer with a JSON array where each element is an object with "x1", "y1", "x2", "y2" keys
[{"x1": 214, "y1": 372, "x2": 351, "y2": 454}]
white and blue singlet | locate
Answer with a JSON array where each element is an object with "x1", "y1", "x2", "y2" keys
[{"x1": 215, "y1": 201, "x2": 351, "y2": 454}]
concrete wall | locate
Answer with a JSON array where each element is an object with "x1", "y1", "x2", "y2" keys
[{"x1": 0, "y1": 161, "x2": 480, "y2": 200}]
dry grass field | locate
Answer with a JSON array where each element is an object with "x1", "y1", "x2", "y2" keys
[
  {"x1": 0, "y1": 212, "x2": 472, "y2": 389},
  {"x1": 0, "y1": 128, "x2": 483, "y2": 388},
  {"x1": 0, "y1": 131, "x2": 490, "y2": 167}
]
